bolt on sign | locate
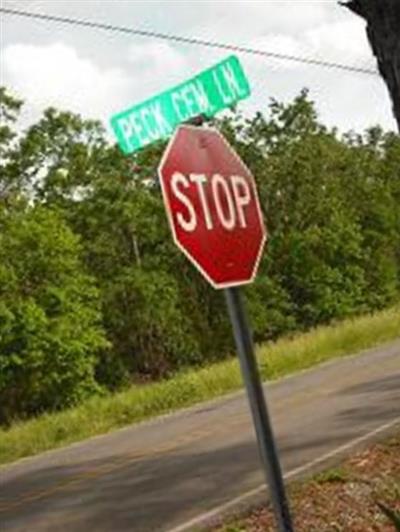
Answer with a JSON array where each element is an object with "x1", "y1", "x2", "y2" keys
[{"x1": 110, "y1": 55, "x2": 250, "y2": 154}]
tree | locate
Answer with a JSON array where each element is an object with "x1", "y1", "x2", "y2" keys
[
  {"x1": 6, "y1": 105, "x2": 223, "y2": 381},
  {"x1": 342, "y1": 0, "x2": 400, "y2": 131},
  {"x1": 219, "y1": 92, "x2": 399, "y2": 325},
  {"x1": 0, "y1": 87, "x2": 23, "y2": 204},
  {"x1": 1, "y1": 85, "x2": 398, "y2": 423},
  {"x1": 0, "y1": 206, "x2": 108, "y2": 423}
]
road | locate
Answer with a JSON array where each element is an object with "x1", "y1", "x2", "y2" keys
[{"x1": 1, "y1": 341, "x2": 399, "y2": 531}]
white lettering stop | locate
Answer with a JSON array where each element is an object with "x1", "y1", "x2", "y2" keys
[{"x1": 171, "y1": 172, "x2": 252, "y2": 232}]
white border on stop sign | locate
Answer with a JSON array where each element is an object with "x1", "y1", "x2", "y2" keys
[{"x1": 157, "y1": 124, "x2": 267, "y2": 290}]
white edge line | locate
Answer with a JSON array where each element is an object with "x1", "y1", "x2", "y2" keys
[{"x1": 167, "y1": 417, "x2": 400, "y2": 532}]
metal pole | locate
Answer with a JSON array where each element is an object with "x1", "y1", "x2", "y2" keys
[{"x1": 224, "y1": 286, "x2": 294, "y2": 532}]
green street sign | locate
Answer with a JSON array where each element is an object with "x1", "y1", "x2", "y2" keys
[{"x1": 110, "y1": 55, "x2": 250, "y2": 154}]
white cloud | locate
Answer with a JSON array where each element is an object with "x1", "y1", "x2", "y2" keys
[
  {"x1": 244, "y1": 16, "x2": 373, "y2": 72},
  {"x1": 245, "y1": 34, "x2": 308, "y2": 72},
  {"x1": 232, "y1": 10, "x2": 391, "y2": 133},
  {"x1": 236, "y1": 13, "x2": 394, "y2": 133},
  {"x1": 125, "y1": 41, "x2": 189, "y2": 103},
  {"x1": 0, "y1": 41, "x2": 189, "y2": 130},
  {"x1": 303, "y1": 19, "x2": 372, "y2": 66},
  {"x1": 0, "y1": 5, "x2": 394, "y2": 136},
  {"x1": 190, "y1": 1, "x2": 331, "y2": 44},
  {"x1": 128, "y1": 41, "x2": 187, "y2": 76},
  {"x1": 1, "y1": 42, "x2": 131, "y2": 124}
]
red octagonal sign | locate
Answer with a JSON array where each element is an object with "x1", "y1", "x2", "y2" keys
[{"x1": 158, "y1": 125, "x2": 267, "y2": 289}]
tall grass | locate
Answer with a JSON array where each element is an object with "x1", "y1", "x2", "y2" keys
[{"x1": 1, "y1": 306, "x2": 399, "y2": 466}]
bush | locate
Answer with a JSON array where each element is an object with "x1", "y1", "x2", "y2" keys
[{"x1": 0, "y1": 206, "x2": 108, "y2": 423}]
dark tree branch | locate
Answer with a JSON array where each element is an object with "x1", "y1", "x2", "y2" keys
[
  {"x1": 341, "y1": 0, "x2": 400, "y2": 131},
  {"x1": 340, "y1": 1, "x2": 365, "y2": 17}
]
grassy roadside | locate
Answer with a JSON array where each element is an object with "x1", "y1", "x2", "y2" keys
[
  {"x1": 215, "y1": 433, "x2": 400, "y2": 531},
  {"x1": 1, "y1": 306, "x2": 399, "y2": 466}
]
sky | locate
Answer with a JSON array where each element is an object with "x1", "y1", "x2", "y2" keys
[{"x1": 0, "y1": 0, "x2": 397, "y2": 138}]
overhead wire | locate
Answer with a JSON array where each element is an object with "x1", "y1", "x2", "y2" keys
[
  {"x1": 0, "y1": 6, "x2": 379, "y2": 77},
  {"x1": 3, "y1": 4, "x2": 391, "y2": 131}
]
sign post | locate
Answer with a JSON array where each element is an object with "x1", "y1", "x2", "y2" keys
[
  {"x1": 225, "y1": 287, "x2": 293, "y2": 531},
  {"x1": 158, "y1": 124, "x2": 294, "y2": 532}
]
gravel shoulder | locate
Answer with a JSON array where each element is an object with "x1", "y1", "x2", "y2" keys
[{"x1": 216, "y1": 433, "x2": 400, "y2": 531}]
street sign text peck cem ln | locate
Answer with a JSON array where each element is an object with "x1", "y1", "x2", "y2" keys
[{"x1": 111, "y1": 55, "x2": 250, "y2": 154}]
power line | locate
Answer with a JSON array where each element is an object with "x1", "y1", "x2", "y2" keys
[{"x1": 1, "y1": 6, "x2": 378, "y2": 77}]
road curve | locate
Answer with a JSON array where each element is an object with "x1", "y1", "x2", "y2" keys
[{"x1": 1, "y1": 340, "x2": 399, "y2": 531}]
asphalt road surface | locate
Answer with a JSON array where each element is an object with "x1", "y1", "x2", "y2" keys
[{"x1": 1, "y1": 340, "x2": 399, "y2": 531}]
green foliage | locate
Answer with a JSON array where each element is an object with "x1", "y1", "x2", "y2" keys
[
  {"x1": 313, "y1": 467, "x2": 349, "y2": 484},
  {"x1": 0, "y1": 305, "x2": 398, "y2": 464},
  {"x1": 221, "y1": 91, "x2": 400, "y2": 327},
  {"x1": 0, "y1": 206, "x2": 107, "y2": 423},
  {"x1": 0, "y1": 86, "x2": 399, "y2": 423},
  {"x1": 0, "y1": 86, "x2": 22, "y2": 157}
]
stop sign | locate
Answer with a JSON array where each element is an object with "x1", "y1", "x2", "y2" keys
[{"x1": 158, "y1": 125, "x2": 266, "y2": 288}]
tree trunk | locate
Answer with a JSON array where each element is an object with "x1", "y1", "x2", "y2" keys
[{"x1": 342, "y1": 0, "x2": 400, "y2": 131}]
